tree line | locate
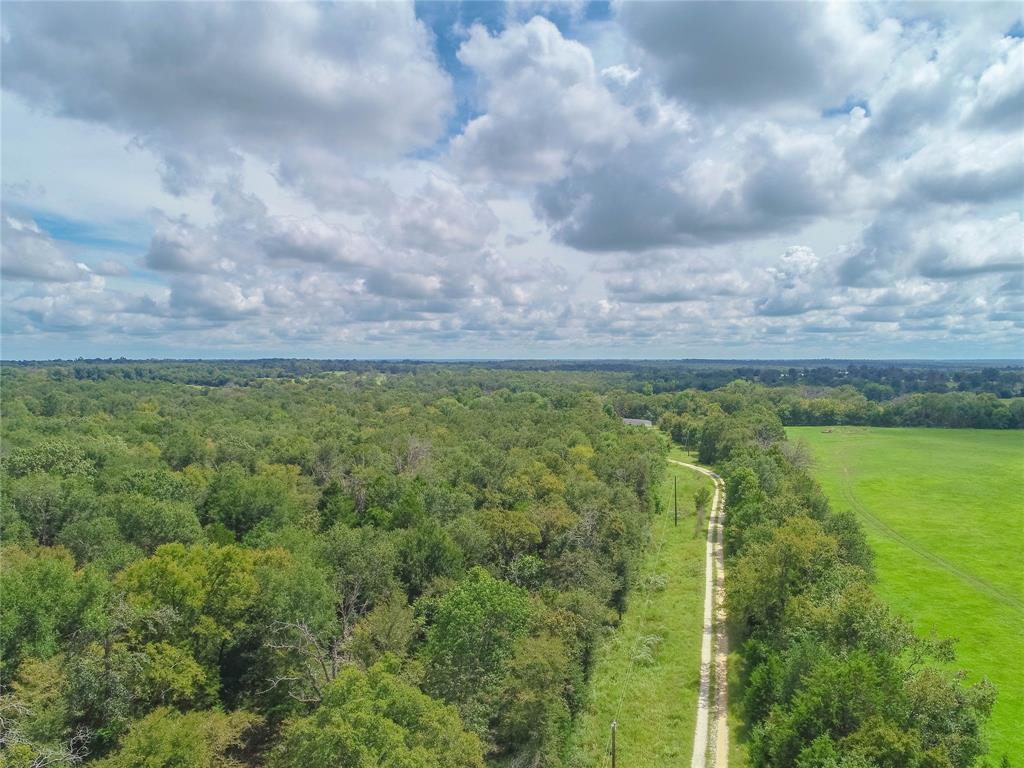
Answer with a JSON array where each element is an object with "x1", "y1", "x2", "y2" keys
[
  {"x1": 663, "y1": 395, "x2": 1006, "y2": 767},
  {"x1": 9, "y1": 358, "x2": 1024, "y2": 398},
  {"x1": 620, "y1": 381, "x2": 1024, "y2": 432}
]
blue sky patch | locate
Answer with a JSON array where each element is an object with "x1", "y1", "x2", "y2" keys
[
  {"x1": 822, "y1": 97, "x2": 871, "y2": 118},
  {"x1": 21, "y1": 208, "x2": 148, "y2": 254}
]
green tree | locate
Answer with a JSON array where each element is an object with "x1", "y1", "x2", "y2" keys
[
  {"x1": 0, "y1": 546, "x2": 79, "y2": 673},
  {"x1": 117, "y1": 543, "x2": 261, "y2": 679},
  {"x1": 5, "y1": 473, "x2": 70, "y2": 546},
  {"x1": 421, "y1": 567, "x2": 532, "y2": 734},
  {"x1": 728, "y1": 515, "x2": 843, "y2": 633},
  {"x1": 349, "y1": 599, "x2": 417, "y2": 669},
  {"x1": 694, "y1": 484, "x2": 712, "y2": 536},
  {"x1": 93, "y1": 707, "x2": 260, "y2": 768},
  {"x1": 107, "y1": 494, "x2": 203, "y2": 554},
  {"x1": 201, "y1": 464, "x2": 313, "y2": 539},
  {"x1": 397, "y1": 519, "x2": 463, "y2": 600},
  {"x1": 4, "y1": 440, "x2": 94, "y2": 479},
  {"x1": 494, "y1": 634, "x2": 572, "y2": 767},
  {"x1": 270, "y1": 663, "x2": 484, "y2": 768}
]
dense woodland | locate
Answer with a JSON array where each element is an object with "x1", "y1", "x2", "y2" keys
[
  {"x1": 1, "y1": 361, "x2": 1018, "y2": 767},
  {"x1": 1, "y1": 367, "x2": 665, "y2": 766}
]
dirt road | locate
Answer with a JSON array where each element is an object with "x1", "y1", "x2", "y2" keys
[{"x1": 668, "y1": 460, "x2": 728, "y2": 768}]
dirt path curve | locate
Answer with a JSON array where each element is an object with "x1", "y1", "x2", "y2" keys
[{"x1": 668, "y1": 460, "x2": 728, "y2": 768}]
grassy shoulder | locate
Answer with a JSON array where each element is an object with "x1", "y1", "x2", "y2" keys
[
  {"x1": 565, "y1": 449, "x2": 713, "y2": 768},
  {"x1": 788, "y1": 426, "x2": 1024, "y2": 761},
  {"x1": 725, "y1": 622, "x2": 749, "y2": 767}
]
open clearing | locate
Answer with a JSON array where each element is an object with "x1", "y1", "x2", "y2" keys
[
  {"x1": 566, "y1": 451, "x2": 714, "y2": 768},
  {"x1": 789, "y1": 426, "x2": 1024, "y2": 761}
]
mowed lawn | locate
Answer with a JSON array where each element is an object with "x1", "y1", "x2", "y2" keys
[
  {"x1": 788, "y1": 426, "x2": 1024, "y2": 761},
  {"x1": 566, "y1": 450, "x2": 714, "y2": 768}
]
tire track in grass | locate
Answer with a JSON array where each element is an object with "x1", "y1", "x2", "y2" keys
[{"x1": 838, "y1": 466, "x2": 1024, "y2": 617}]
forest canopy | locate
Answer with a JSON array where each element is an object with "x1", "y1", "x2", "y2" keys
[
  {"x1": 0, "y1": 361, "x2": 1017, "y2": 767},
  {"x1": 1, "y1": 365, "x2": 664, "y2": 766}
]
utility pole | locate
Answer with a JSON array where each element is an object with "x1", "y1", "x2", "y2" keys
[
  {"x1": 674, "y1": 474, "x2": 678, "y2": 526},
  {"x1": 611, "y1": 720, "x2": 617, "y2": 768}
]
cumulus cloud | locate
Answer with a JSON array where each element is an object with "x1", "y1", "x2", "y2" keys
[
  {"x1": 839, "y1": 214, "x2": 1023, "y2": 287},
  {"x1": 450, "y1": 16, "x2": 635, "y2": 183},
  {"x1": 77, "y1": 175, "x2": 570, "y2": 346},
  {"x1": 898, "y1": 133, "x2": 1024, "y2": 206},
  {"x1": 606, "y1": 268, "x2": 751, "y2": 304},
  {"x1": 964, "y1": 34, "x2": 1024, "y2": 131},
  {"x1": 2, "y1": 1, "x2": 1022, "y2": 357},
  {"x1": 837, "y1": 216, "x2": 914, "y2": 288},
  {"x1": 534, "y1": 120, "x2": 847, "y2": 251},
  {"x1": 169, "y1": 277, "x2": 265, "y2": 321},
  {"x1": 617, "y1": 2, "x2": 899, "y2": 112},
  {"x1": 914, "y1": 215, "x2": 1024, "y2": 279},
  {"x1": 260, "y1": 217, "x2": 374, "y2": 268},
  {"x1": 379, "y1": 175, "x2": 499, "y2": 254},
  {"x1": 1, "y1": 215, "x2": 87, "y2": 282},
  {"x1": 450, "y1": 14, "x2": 855, "y2": 251},
  {"x1": 1, "y1": 2, "x2": 453, "y2": 196},
  {"x1": 755, "y1": 246, "x2": 832, "y2": 317}
]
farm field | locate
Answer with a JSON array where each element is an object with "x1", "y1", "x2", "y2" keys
[
  {"x1": 788, "y1": 426, "x2": 1024, "y2": 762},
  {"x1": 566, "y1": 450, "x2": 714, "y2": 768}
]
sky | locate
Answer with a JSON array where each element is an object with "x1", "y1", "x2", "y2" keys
[{"x1": 1, "y1": 1, "x2": 1022, "y2": 361}]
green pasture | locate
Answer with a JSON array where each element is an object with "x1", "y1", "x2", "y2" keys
[
  {"x1": 566, "y1": 449, "x2": 715, "y2": 768},
  {"x1": 788, "y1": 426, "x2": 1024, "y2": 762}
]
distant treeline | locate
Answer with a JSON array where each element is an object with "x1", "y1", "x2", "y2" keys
[
  {"x1": 5, "y1": 358, "x2": 1023, "y2": 398},
  {"x1": 615, "y1": 382, "x2": 1024, "y2": 430}
]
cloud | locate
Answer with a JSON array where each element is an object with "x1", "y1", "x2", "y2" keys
[
  {"x1": 98, "y1": 174, "x2": 574, "y2": 345},
  {"x1": 169, "y1": 277, "x2": 264, "y2": 321},
  {"x1": 914, "y1": 215, "x2": 1024, "y2": 278},
  {"x1": 273, "y1": 152, "x2": 396, "y2": 213},
  {"x1": 964, "y1": 35, "x2": 1024, "y2": 131},
  {"x1": 754, "y1": 246, "x2": 832, "y2": 317},
  {"x1": 1, "y1": 215, "x2": 87, "y2": 282},
  {"x1": 92, "y1": 260, "x2": 131, "y2": 277},
  {"x1": 1, "y1": 2, "x2": 453, "y2": 196},
  {"x1": 260, "y1": 217, "x2": 373, "y2": 268},
  {"x1": 606, "y1": 268, "x2": 751, "y2": 304},
  {"x1": 617, "y1": 2, "x2": 898, "y2": 112},
  {"x1": 379, "y1": 175, "x2": 498, "y2": 254},
  {"x1": 839, "y1": 213, "x2": 1023, "y2": 288},
  {"x1": 449, "y1": 14, "x2": 857, "y2": 252},
  {"x1": 2, "y1": 2, "x2": 1023, "y2": 358},
  {"x1": 837, "y1": 216, "x2": 915, "y2": 287},
  {"x1": 449, "y1": 16, "x2": 634, "y2": 184},
  {"x1": 534, "y1": 120, "x2": 846, "y2": 251},
  {"x1": 900, "y1": 134, "x2": 1024, "y2": 206},
  {"x1": 145, "y1": 217, "x2": 223, "y2": 273}
]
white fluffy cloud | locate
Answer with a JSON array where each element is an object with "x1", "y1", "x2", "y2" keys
[
  {"x1": 1, "y1": 1, "x2": 1021, "y2": 358},
  {"x1": 450, "y1": 16, "x2": 635, "y2": 183},
  {"x1": 1, "y1": 216, "x2": 87, "y2": 283},
  {"x1": 380, "y1": 175, "x2": 499, "y2": 254},
  {"x1": 2, "y1": 2, "x2": 452, "y2": 197}
]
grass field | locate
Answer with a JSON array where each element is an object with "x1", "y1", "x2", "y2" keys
[
  {"x1": 565, "y1": 449, "x2": 714, "y2": 768},
  {"x1": 788, "y1": 426, "x2": 1024, "y2": 762}
]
